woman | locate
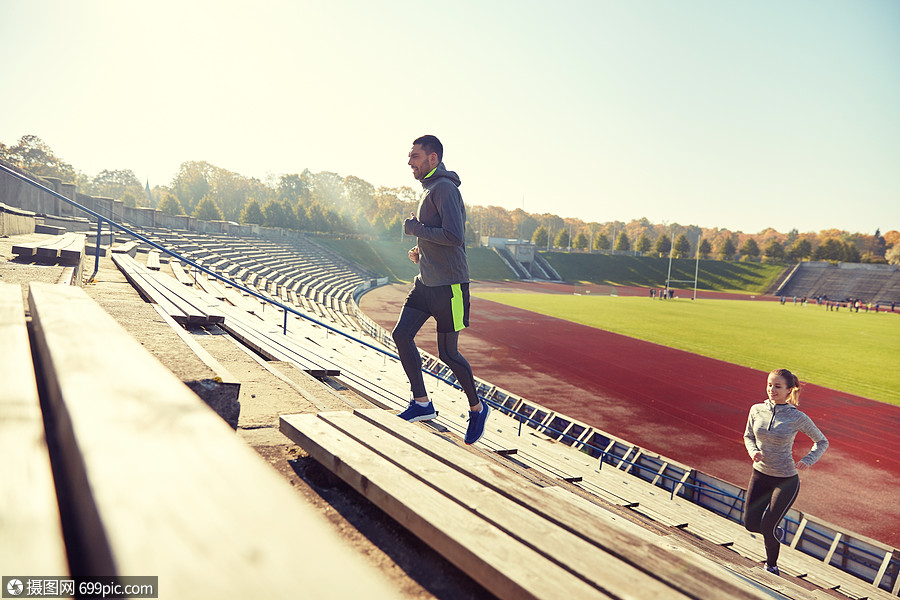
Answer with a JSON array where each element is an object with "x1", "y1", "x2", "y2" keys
[{"x1": 743, "y1": 368, "x2": 828, "y2": 576}]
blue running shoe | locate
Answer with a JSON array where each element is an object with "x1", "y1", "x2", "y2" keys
[
  {"x1": 464, "y1": 403, "x2": 491, "y2": 445},
  {"x1": 764, "y1": 564, "x2": 780, "y2": 576},
  {"x1": 775, "y1": 526, "x2": 785, "y2": 543},
  {"x1": 398, "y1": 400, "x2": 437, "y2": 422}
]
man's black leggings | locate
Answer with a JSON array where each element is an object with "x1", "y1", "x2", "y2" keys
[
  {"x1": 391, "y1": 305, "x2": 480, "y2": 407},
  {"x1": 743, "y1": 470, "x2": 800, "y2": 567}
]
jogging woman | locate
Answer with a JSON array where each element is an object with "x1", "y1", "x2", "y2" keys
[{"x1": 743, "y1": 368, "x2": 829, "y2": 576}]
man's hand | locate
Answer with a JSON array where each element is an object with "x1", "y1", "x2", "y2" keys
[
  {"x1": 408, "y1": 246, "x2": 420, "y2": 264},
  {"x1": 404, "y1": 212, "x2": 419, "y2": 235},
  {"x1": 752, "y1": 451, "x2": 764, "y2": 462},
  {"x1": 795, "y1": 460, "x2": 809, "y2": 471}
]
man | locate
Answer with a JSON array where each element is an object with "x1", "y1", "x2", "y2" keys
[{"x1": 393, "y1": 134, "x2": 490, "y2": 445}]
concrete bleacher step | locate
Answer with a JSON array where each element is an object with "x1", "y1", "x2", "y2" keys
[{"x1": 281, "y1": 408, "x2": 808, "y2": 600}]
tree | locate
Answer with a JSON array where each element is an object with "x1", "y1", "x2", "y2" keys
[
  {"x1": 615, "y1": 231, "x2": 630, "y2": 252},
  {"x1": 883, "y1": 230, "x2": 900, "y2": 249},
  {"x1": 241, "y1": 199, "x2": 264, "y2": 225},
  {"x1": 172, "y1": 161, "x2": 214, "y2": 215},
  {"x1": 281, "y1": 199, "x2": 299, "y2": 230},
  {"x1": 573, "y1": 231, "x2": 589, "y2": 250},
  {"x1": 532, "y1": 226, "x2": 549, "y2": 248},
  {"x1": 277, "y1": 173, "x2": 311, "y2": 204},
  {"x1": 158, "y1": 193, "x2": 185, "y2": 216},
  {"x1": 193, "y1": 195, "x2": 223, "y2": 221},
  {"x1": 2, "y1": 134, "x2": 75, "y2": 181},
  {"x1": 740, "y1": 238, "x2": 760, "y2": 260},
  {"x1": 787, "y1": 238, "x2": 812, "y2": 262},
  {"x1": 262, "y1": 199, "x2": 287, "y2": 228},
  {"x1": 698, "y1": 238, "x2": 712, "y2": 259},
  {"x1": 843, "y1": 241, "x2": 861, "y2": 263},
  {"x1": 673, "y1": 233, "x2": 691, "y2": 258},
  {"x1": 717, "y1": 237, "x2": 736, "y2": 260},
  {"x1": 763, "y1": 239, "x2": 786, "y2": 263},
  {"x1": 306, "y1": 201, "x2": 330, "y2": 233},
  {"x1": 594, "y1": 233, "x2": 610, "y2": 251},
  {"x1": 554, "y1": 228, "x2": 570, "y2": 249},
  {"x1": 655, "y1": 233, "x2": 671, "y2": 257},
  {"x1": 121, "y1": 192, "x2": 137, "y2": 208},
  {"x1": 886, "y1": 244, "x2": 900, "y2": 266},
  {"x1": 814, "y1": 238, "x2": 844, "y2": 261},
  {"x1": 89, "y1": 169, "x2": 144, "y2": 203},
  {"x1": 871, "y1": 229, "x2": 887, "y2": 259},
  {"x1": 635, "y1": 233, "x2": 651, "y2": 254}
]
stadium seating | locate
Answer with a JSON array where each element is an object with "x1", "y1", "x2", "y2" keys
[{"x1": 777, "y1": 261, "x2": 900, "y2": 305}]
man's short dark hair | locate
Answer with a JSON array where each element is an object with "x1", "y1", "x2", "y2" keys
[{"x1": 413, "y1": 135, "x2": 443, "y2": 163}]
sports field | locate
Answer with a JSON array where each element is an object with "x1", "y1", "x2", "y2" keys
[{"x1": 473, "y1": 292, "x2": 900, "y2": 406}]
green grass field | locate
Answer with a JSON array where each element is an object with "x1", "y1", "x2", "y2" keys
[
  {"x1": 472, "y1": 292, "x2": 900, "y2": 405},
  {"x1": 543, "y1": 252, "x2": 785, "y2": 293}
]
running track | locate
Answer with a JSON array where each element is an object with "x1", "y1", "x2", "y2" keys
[{"x1": 360, "y1": 282, "x2": 900, "y2": 548}]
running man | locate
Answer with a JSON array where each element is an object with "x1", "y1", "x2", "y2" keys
[{"x1": 392, "y1": 134, "x2": 490, "y2": 445}]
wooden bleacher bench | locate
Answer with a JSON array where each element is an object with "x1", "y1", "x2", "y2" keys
[
  {"x1": 0, "y1": 283, "x2": 69, "y2": 575},
  {"x1": 146, "y1": 250, "x2": 161, "y2": 271},
  {"x1": 111, "y1": 254, "x2": 224, "y2": 325},
  {"x1": 34, "y1": 223, "x2": 66, "y2": 235},
  {"x1": 110, "y1": 240, "x2": 140, "y2": 257},
  {"x1": 169, "y1": 260, "x2": 194, "y2": 286},
  {"x1": 281, "y1": 408, "x2": 788, "y2": 600},
  {"x1": 12, "y1": 232, "x2": 86, "y2": 265},
  {"x1": 23, "y1": 282, "x2": 395, "y2": 597}
]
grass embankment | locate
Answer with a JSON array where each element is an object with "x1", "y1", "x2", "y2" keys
[
  {"x1": 316, "y1": 238, "x2": 785, "y2": 293},
  {"x1": 544, "y1": 252, "x2": 785, "y2": 294},
  {"x1": 472, "y1": 292, "x2": 900, "y2": 405}
]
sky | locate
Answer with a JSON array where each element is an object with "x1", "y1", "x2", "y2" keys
[{"x1": 1, "y1": 0, "x2": 898, "y2": 235}]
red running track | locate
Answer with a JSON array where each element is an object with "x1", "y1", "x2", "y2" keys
[{"x1": 361, "y1": 282, "x2": 900, "y2": 548}]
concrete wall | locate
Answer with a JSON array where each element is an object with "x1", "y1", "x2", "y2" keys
[
  {"x1": 0, "y1": 160, "x2": 312, "y2": 244},
  {"x1": 0, "y1": 201, "x2": 36, "y2": 236}
]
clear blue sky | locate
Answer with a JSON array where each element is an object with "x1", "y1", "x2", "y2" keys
[{"x1": 2, "y1": 0, "x2": 898, "y2": 234}]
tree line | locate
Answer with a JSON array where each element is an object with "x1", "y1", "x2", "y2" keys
[{"x1": 2, "y1": 134, "x2": 897, "y2": 266}]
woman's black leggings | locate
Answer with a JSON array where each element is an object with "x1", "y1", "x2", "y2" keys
[
  {"x1": 391, "y1": 306, "x2": 480, "y2": 407},
  {"x1": 743, "y1": 470, "x2": 800, "y2": 567}
]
